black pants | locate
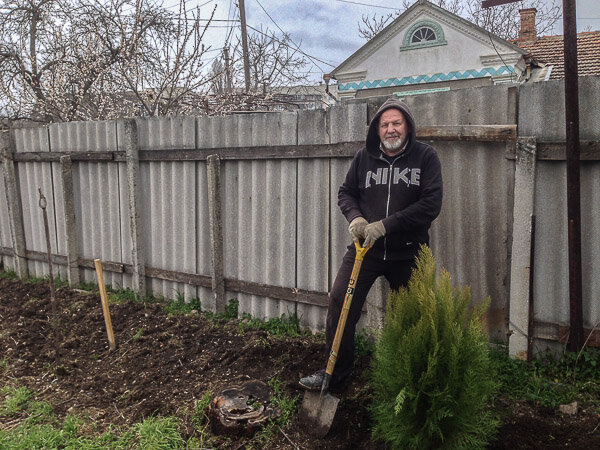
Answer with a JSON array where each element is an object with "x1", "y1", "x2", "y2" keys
[{"x1": 325, "y1": 248, "x2": 417, "y2": 384}]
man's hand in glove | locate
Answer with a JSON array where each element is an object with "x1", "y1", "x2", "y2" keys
[
  {"x1": 363, "y1": 220, "x2": 386, "y2": 249},
  {"x1": 348, "y1": 217, "x2": 368, "y2": 242}
]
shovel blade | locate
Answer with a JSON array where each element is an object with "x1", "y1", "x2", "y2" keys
[{"x1": 299, "y1": 390, "x2": 340, "y2": 438}]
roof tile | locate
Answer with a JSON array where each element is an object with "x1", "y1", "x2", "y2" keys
[{"x1": 512, "y1": 32, "x2": 600, "y2": 79}]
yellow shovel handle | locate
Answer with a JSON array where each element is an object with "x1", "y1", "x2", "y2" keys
[{"x1": 325, "y1": 241, "x2": 369, "y2": 376}]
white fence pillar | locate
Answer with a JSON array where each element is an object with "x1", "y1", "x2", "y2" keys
[
  {"x1": 509, "y1": 137, "x2": 537, "y2": 359},
  {"x1": 1, "y1": 130, "x2": 28, "y2": 278}
]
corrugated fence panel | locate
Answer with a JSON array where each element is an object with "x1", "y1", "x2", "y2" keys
[
  {"x1": 13, "y1": 127, "x2": 54, "y2": 278},
  {"x1": 581, "y1": 164, "x2": 600, "y2": 326},
  {"x1": 137, "y1": 116, "x2": 197, "y2": 302},
  {"x1": 521, "y1": 77, "x2": 600, "y2": 333},
  {"x1": 296, "y1": 109, "x2": 330, "y2": 331},
  {"x1": 429, "y1": 141, "x2": 512, "y2": 341},
  {"x1": 52, "y1": 121, "x2": 124, "y2": 287},
  {"x1": 407, "y1": 84, "x2": 517, "y2": 126},
  {"x1": 408, "y1": 87, "x2": 515, "y2": 339},
  {"x1": 214, "y1": 112, "x2": 297, "y2": 320},
  {"x1": 243, "y1": 112, "x2": 297, "y2": 320}
]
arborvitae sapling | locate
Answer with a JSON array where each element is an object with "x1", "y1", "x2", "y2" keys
[{"x1": 371, "y1": 246, "x2": 498, "y2": 449}]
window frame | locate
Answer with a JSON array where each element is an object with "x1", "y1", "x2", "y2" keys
[{"x1": 401, "y1": 20, "x2": 447, "y2": 51}]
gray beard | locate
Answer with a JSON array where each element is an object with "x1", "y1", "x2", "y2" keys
[{"x1": 382, "y1": 138, "x2": 404, "y2": 151}]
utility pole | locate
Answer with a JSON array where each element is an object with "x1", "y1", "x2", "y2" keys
[
  {"x1": 238, "y1": 0, "x2": 251, "y2": 92},
  {"x1": 562, "y1": 0, "x2": 583, "y2": 352},
  {"x1": 223, "y1": 47, "x2": 232, "y2": 93}
]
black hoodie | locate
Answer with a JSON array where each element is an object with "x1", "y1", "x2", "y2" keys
[{"x1": 338, "y1": 98, "x2": 443, "y2": 261}]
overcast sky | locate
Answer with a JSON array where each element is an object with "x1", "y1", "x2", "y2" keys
[{"x1": 190, "y1": 0, "x2": 600, "y2": 83}]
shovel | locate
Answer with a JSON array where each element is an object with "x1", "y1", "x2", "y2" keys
[{"x1": 299, "y1": 240, "x2": 370, "y2": 437}]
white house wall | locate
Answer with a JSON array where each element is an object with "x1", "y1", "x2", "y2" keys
[{"x1": 334, "y1": 2, "x2": 524, "y2": 96}]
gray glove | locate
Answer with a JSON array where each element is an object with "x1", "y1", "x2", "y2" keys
[
  {"x1": 363, "y1": 220, "x2": 386, "y2": 249},
  {"x1": 348, "y1": 217, "x2": 368, "y2": 242}
]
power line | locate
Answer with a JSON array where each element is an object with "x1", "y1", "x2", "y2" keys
[
  {"x1": 335, "y1": 0, "x2": 399, "y2": 10},
  {"x1": 224, "y1": 0, "x2": 238, "y2": 49},
  {"x1": 245, "y1": 23, "x2": 337, "y2": 68},
  {"x1": 254, "y1": 0, "x2": 328, "y2": 72}
]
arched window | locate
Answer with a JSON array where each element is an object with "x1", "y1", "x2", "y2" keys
[
  {"x1": 402, "y1": 20, "x2": 447, "y2": 51},
  {"x1": 411, "y1": 26, "x2": 436, "y2": 43}
]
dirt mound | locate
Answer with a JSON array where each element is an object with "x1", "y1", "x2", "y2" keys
[{"x1": 1, "y1": 277, "x2": 599, "y2": 448}]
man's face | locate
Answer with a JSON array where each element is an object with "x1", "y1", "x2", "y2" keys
[{"x1": 378, "y1": 108, "x2": 409, "y2": 155}]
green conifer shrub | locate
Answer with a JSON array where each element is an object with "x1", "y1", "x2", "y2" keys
[{"x1": 370, "y1": 246, "x2": 498, "y2": 449}]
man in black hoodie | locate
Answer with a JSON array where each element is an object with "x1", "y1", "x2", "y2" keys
[{"x1": 299, "y1": 97, "x2": 443, "y2": 391}]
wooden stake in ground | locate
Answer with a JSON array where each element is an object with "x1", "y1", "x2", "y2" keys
[
  {"x1": 94, "y1": 259, "x2": 116, "y2": 351},
  {"x1": 38, "y1": 188, "x2": 59, "y2": 359}
]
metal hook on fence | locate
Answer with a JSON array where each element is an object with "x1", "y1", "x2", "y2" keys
[{"x1": 38, "y1": 187, "x2": 47, "y2": 210}]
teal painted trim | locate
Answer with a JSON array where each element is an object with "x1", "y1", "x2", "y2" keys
[
  {"x1": 402, "y1": 20, "x2": 446, "y2": 50},
  {"x1": 337, "y1": 66, "x2": 515, "y2": 92}
]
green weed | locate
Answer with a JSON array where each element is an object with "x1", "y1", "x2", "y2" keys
[
  {"x1": 239, "y1": 312, "x2": 310, "y2": 338},
  {"x1": 251, "y1": 377, "x2": 300, "y2": 445},
  {"x1": 107, "y1": 287, "x2": 140, "y2": 304},
  {"x1": 132, "y1": 327, "x2": 143, "y2": 340},
  {"x1": 0, "y1": 269, "x2": 18, "y2": 280},
  {"x1": 1, "y1": 386, "x2": 34, "y2": 416},
  {"x1": 491, "y1": 346, "x2": 600, "y2": 409},
  {"x1": 78, "y1": 280, "x2": 98, "y2": 292},
  {"x1": 194, "y1": 391, "x2": 213, "y2": 426},
  {"x1": 267, "y1": 377, "x2": 299, "y2": 426},
  {"x1": 189, "y1": 391, "x2": 218, "y2": 448},
  {"x1": 224, "y1": 298, "x2": 239, "y2": 320},
  {"x1": 203, "y1": 299, "x2": 239, "y2": 323},
  {"x1": 354, "y1": 328, "x2": 375, "y2": 356},
  {"x1": 164, "y1": 292, "x2": 202, "y2": 315}
]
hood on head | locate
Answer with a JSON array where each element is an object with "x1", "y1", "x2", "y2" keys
[{"x1": 366, "y1": 98, "x2": 416, "y2": 153}]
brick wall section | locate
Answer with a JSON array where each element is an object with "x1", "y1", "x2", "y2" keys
[{"x1": 518, "y1": 8, "x2": 537, "y2": 43}]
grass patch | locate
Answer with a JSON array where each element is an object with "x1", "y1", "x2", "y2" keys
[
  {"x1": 121, "y1": 416, "x2": 185, "y2": 449},
  {"x1": 0, "y1": 395, "x2": 191, "y2": 450},
  {"x1": 1, "y1": 386, "x2": 34, "y2": 416}
]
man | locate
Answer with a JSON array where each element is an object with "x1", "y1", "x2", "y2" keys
[{"x1": 299, "y1": 97, "x2": 443, "y2": 391}]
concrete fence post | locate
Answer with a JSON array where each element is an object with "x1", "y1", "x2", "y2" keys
[
  {"x1": 123, "y1": 119, "x2": 146, "y2": 296},
  {"x1": 509, "y1": 137, "x2": 537, "y2": 360},
  {"x1": 207, "y1": 154, "x2": 225, "y2": 313},
  {"x1": 59, "y1": 155, "x2": 80, "y2": 286},
  {"x1": 1, "y1": 129, "x2": 28, "y2": 278}
]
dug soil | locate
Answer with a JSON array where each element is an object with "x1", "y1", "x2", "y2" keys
[{"x1": 1, "y1": 276, "x2": 599, "y2": 449}]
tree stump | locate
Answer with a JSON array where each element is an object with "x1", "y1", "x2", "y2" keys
[{"x1": 210, "y1": 379, "x2": 279, "y2": 436}]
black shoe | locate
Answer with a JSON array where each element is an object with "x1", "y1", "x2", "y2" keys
[{"x1": 299, "y1": 370, "x2": 325, "y2": 391}]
